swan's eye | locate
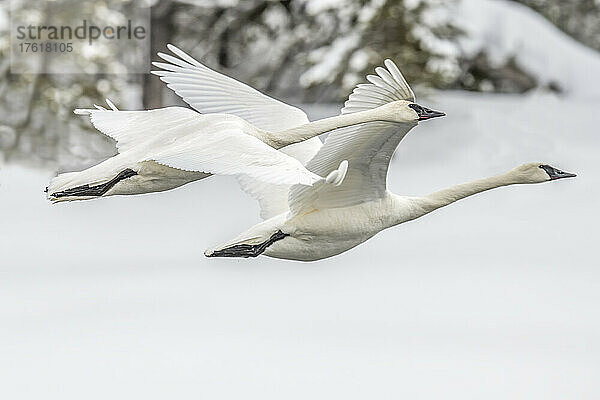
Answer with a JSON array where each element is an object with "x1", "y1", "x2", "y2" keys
[{"x1": 538, "y1": 165, "x2": 544, "y2": 168}]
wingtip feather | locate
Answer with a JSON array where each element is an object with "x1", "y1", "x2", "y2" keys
[
  {"x1": 105, "y1": 99, "x2": 118, "y2": 111},
  {"x1": 166, "y1": 43, "x2": 203, "y2": 68}
]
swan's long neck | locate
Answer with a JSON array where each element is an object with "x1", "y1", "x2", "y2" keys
[
  {"x1": 401, "y1": 171, "x2": 520, "y2": 223},
  {"x1": 271, "y1": 108, "x2": 387, "y2": 149}
]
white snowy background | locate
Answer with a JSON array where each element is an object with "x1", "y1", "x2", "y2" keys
[{"x1": 1, "y1": 0, "x2": 599, "y2": 399}]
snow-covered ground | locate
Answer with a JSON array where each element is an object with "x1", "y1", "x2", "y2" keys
[{"x1": 1, "y1": 91, "x2": 598, "y2": 399}]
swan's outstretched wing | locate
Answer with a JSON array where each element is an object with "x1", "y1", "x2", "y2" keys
[
  {"x1": 342, "y1": 59, "x2": 415, "y2": 114},
  {"x1": 152, "y1": 44, "x2": 323, "y2": 216},
  {"x1": 74, "y1": 106, "x2": 321, "y2": 186},
  {"x1": 152, "y1": 44, "x2": 309, "y2": 133},
  {"x1": 289, "y1": 60, "x2": 417, "y2": 215}
]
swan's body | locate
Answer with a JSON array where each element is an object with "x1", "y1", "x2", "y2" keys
[
  {"x1": 222, "y1": 195, "x2": 412, "y2": 261},
  {"x1": 47, "y1": 45, "x2": 439, "y2": 202},
  {"x1": 208, "y1": 164, "x2": 576, "y2": 261}
]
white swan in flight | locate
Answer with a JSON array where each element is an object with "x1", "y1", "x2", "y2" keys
[
  {"x1": 46, "y1": 45, "x2": 443, "y2": 202},
  {"x1": 207, "y1": 162, "x2": 575, "y2": 260},
  {"x1": 205, "y1": 78, "x2": 577, "y2": 260}
]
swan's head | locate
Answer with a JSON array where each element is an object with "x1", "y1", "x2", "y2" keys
[
  {"x1": 378, "y1": 101, "x2": 445, "y2": 123},
  {"x1": 511, "y1": 163, "x2": 577, "y2": 183}
]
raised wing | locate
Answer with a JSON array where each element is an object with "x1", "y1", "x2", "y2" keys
[
  {"x1": 342, "y1": 59, "x2": 415, "y2": 114},
  {"x1": 152, "y1": 44, "x2": 323, "y2": 217},
  {"x1": 151, "y1": 44, "x2": 309, "y2": 133},
  {"x1": 289, "y1": 60, "x2": 417, "y2": 215},
  {"x1": 75, "y1": 106, "x2": 321, "y2": 187}
]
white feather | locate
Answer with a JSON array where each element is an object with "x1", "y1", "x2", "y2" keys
[
  {"x1": 342, "y1": 59, "x2": 415, "y2": 115},
  {"x1": 151, "y1": 44, "x2": 310, "y2": 133}
]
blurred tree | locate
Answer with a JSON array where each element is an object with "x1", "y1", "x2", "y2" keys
[
  {"x1": 299, "y1": 0, "x2": 463, "y2": 99},
  {"x1": 511, "y1": 0, "x2": 600, "y2": 51},
  {"x1": 162, "y1": 0, "x2": 462, "y2": 102},
  {"x1": 143, "y1": 0, "x2": 177, "y2": 108},
  {"x1": 453, "y1": 52, "x2": 538, "y2": 94},
  {"x1": 0, "y1": 1, "x2": 143, "y2": 166}
]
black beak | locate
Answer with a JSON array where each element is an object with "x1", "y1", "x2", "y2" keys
[
  {"x1": 539, "y1": 165, "x2": 577, "y2": 180},
  {"x1": 408, "y1": 103, "x2": 446, "y2": 121}
]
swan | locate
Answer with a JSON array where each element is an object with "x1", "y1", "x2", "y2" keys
[
  {"x1": 46, "y1": 44, "x2": 443, "y2": 202},
  {"x1": 205, "y1": 76, "x2": 577, "y2": 261},
  {"x1": 206, "y1": 163, "x2": 576, "y2": 261}
]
